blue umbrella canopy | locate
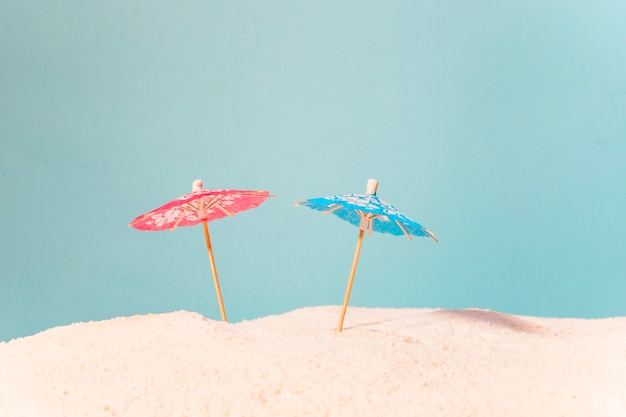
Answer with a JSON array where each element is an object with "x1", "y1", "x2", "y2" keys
[{"x1": 295, "y1": 192, "x2": 438, "y2": 241}]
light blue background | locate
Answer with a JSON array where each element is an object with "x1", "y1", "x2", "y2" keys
[{"x1": 2, "y1": 1, "x2": 625, "y2": 341}]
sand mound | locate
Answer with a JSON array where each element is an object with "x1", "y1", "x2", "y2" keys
[{"x1": 1, "y1": 306, "x2": 625, "y2": 416}]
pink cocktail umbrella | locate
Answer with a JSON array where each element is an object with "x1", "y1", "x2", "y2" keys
[{"x1": 130, "y1": 179, "x2": 273, "y2": 321}]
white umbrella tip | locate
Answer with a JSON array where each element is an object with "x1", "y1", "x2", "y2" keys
[
  {"x1": 366, "y1": 178, "x2": 379, "y2": 195},
  {"x1": 192, "y1": 179, "x2": 203, "y2": 191}
]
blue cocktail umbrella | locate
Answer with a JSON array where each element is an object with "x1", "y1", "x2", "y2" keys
[{"x1": 295, "y1": 179, "x2": 438, "y2": 331}]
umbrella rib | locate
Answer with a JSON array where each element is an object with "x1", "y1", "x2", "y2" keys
[
  {"x1": 356, "y1": 210, "x2": 367, "y2": 231},
  {"x1": 425, "y1": 228, "x2": 439, "y2": 243},
  {"x1": 205, "y1": 194, "x2": 225, "y2": 208},
  {"x1": 129, "y1": 212, "x2": 151, "y2": 227},
  {"x1": 244, "y1": 191, "x2": 274, "y2": 197},
  {"x1": 395, "y1": 219, "x2": 413, "y2": 240},
  {"x1": 356, "y1": 210, "x2": 371, "y2": 219},
  {"x1": 215, "y1": 203, "x2": 235, "y2": 217},
  {"x1": 322, "y1": 204, "x2": 343, "y2": 215},
  {"x1": 171, "y1": 209, "x2": 189, "y2": 231},
  {"x1": 193, "y1": 194, "x2": 225, "y2": 220}
]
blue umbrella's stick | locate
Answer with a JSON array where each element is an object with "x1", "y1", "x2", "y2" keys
[
  {"x1": 338, "y1": 229, "x2": 365, "y2": 332},
  {"x1": 202, "y1": 220, "x2": 228, "y2": 322}
]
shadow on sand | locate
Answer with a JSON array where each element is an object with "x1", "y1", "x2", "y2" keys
[
  {"x1": 348, "y1": 308, "x2": 547, "y2": 335},
  {"x1": 429, "y1": 309, "x2": 546, "y2": 334}
]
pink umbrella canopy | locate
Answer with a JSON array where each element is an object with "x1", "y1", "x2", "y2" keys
[
  {"x1": 130, "y1": 180, "x2": 272, "y2": 231},
  {"x1": 130, "y1": 179, "x2": 273, "y2": 322}
]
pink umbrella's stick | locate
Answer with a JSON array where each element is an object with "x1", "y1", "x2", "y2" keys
[
  {"x1": 201, "y1": 220, "x2": 228, "y2": 322},
  {"x1": 338, "y1": 229, "x2": 365, "y2": 332}
]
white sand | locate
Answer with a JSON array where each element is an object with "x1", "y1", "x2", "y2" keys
[{"x1": 1, "y1": 306, "x2": 625, "y2": 416}]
